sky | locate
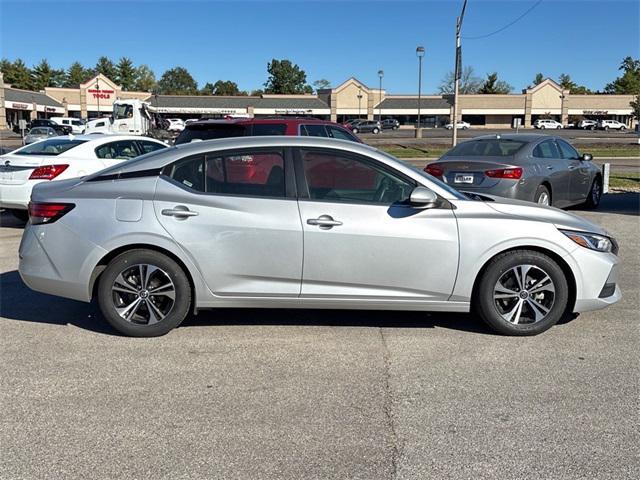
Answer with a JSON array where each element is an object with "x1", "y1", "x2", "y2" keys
[{"x1": 1, "y1": 0, "x2": 638, "y2": 94}]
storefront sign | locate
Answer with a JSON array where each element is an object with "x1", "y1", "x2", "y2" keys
[
  {"x1": 10, "y1": 102, "x2": 30, "y2": 110},
  {"x1": 88, "y1": 89, "x2": 115, "y2": 100},
  {"x1": 274, "y1": 108, "x2": 313, "y2": 115},
  {"x1": 583, "y1": 110, "x2": 608, "y2": 115},
  {"x1": 45, "y1": 107, "x2": 57, "y2": 112}
]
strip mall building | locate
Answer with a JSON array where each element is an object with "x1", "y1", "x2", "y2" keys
[{"x1": 1, "y1": 73, "x2": 636, "y2": 130}]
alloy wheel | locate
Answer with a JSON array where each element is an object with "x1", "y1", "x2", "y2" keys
[
  {"x1": 111, "y1": 264, "x2": 175, "y2": 325},
  {"x1": 493, "y1": 264, "x2": 556, "y2": 325},
  {"x1": 537, "y1": 192, "x2": 550, "y2": 206}
]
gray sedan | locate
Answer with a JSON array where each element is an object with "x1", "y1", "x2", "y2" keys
[
  {"x1": 425, "y1": 134, "x2": 602, "y2": 209},
  {"x1": 24, "y1": 126, "x2": 58, "y2": 145},
  {"x1": 19, "y1": 136, "x2": 620, "y2": 337}
]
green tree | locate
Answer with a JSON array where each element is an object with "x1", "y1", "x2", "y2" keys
[
  {"x1": 630, "y1": 94, "x2": 640, "y2": 122},
  {"x1": 0, "y1": 58, "x2": 33, "y2": 89},
  {"x1": 134, "y1": 65, "x2": 156, "y2": 91},
  {"x1": 157, "y1": 67, "x2": 198, "y2": 95},
  {"x1": 312, "y1": 79, "x2": 331, "y2": 91},
  {"x1": 31, "y1": 59, "x2": 65, "y2": 90},
  {"x1": 478, "y1": 72, "x2": 512, "y2": 94},
  {"x1": 200, "y1": 82, "x2": 215, "y2": 95},
  {"x1": 529, "y1": 72, "x2": 544, "y2": 87},
  {"x1": 213, "y1": 80, "x2": 241, "y2": 95},
  {"x1": 438, "y1": 66, "x2": 482, "y2": 94},
  {"x1": 605, "y1": 56, "x2": 640, "y2": 94},
  {"x1": 94, "y1": 56, "x2": 117, "y2": 80},
  {"x1": 64, "y1": 61, "x2": 93, "y2": 87},
  {"x1": 264, "y1": 59, "x2": 312, "y2": 94},
  {"x1": 558, "y1": 74, "x2": 592, "y2": 94},
  {"x1": 250, "y1": 89, "x2": 264, "y2": 96},
  {"x1": 116, "y1": 57, "x2": 137, "y2": 90}
]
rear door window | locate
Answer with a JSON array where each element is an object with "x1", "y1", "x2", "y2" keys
[
  {"x1": 136, "y1": 140, "x2": 167, "y2": 155},
  {"x1": 95, "y1": 140, "x2": 140, "y2": 160},
  {"x1": 327, "y1": 126, "x2": 359, "y2": 142},
  {"x1": 301, "y1": 124, "x2": 328, "y2": 137},
  {"x1": 533, "y1": 140, "x2": 561, "y2": 159},
  {"x1": 175, "y1": 124, "x2": 247, "y2": 144}
]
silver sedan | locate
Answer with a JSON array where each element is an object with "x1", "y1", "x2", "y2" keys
[
  {"x1": 425, "y1": 134, "x2": 603, "y2": 208},
  {"x1": 19, "y1": 136, "x2": 620, "y2": 337}
]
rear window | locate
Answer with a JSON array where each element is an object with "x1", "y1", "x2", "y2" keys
[
  {"x1": 447, "y1": 139, "x2": 526, "y2": 157},
  {"x1": 175, "y1": 124, "x2": 247, "y2": 144},
  {"x1": 15, "y1": 139, "x2": 87, "y2": 156},
  {"x1": 30, "y1": 127, "x2": 50, "y2": 135}
]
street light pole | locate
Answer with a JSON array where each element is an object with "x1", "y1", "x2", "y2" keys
[
  {"x1": 416, "y1": 46, "x2": 425, "y2": 129},
  {"x1": 452, "y1": 0, "x2": 468, "y2": 147},
  {"x1": 378, "y1": 70, "x2": 384, "y2": 123}
]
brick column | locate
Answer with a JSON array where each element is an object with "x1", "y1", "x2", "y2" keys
[
  {"x1": 330, "y1": 95, "x2": 337, "y2": 123},
  {"x1": 524, "y1": 92, "x2": 533, "y2": 128},
  {"x1": 367, "y1": 94, "x2": 374, "y2": 120},
  {"x1": 80, "y1": 89, "x2": 87, "y2": 119},
  {"x1": 561, "y1": 89, "x2": 570, "y2": 125},
  {"x1": 247, "y1": 106, "x2": 254, "y2": 118},
  {"x1": 31, "y1": 100, "x2": 37, "y2": 120}
]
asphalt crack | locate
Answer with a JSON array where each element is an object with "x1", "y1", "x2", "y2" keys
[{"x1": 379, "y1": 327, "x2": 401, "y2": 480}]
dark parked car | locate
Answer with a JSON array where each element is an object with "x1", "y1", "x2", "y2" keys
[
  {"x1": 424, "y1": 134, "x2": 603, "y2": 209},
  {"x1": 381, "y1": 118, "x2": 400, "y2": 130},
  {"x1": 30, "y1": 119, "x2": 72, "y2": 135},
  {"x1": 175, "y1": 118, "x2": 361, "y2": 145},
  {"x1": 351, "y1": 120, "x2": 381, "y2": 134}
]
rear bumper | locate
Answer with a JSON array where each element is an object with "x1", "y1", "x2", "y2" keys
[
  {"x1": 0, "y1": 182, "x2": 36, "y2": 210},
  {"x1": 18, "y1": 221, "x2": 106, "y2": 302},
  {"x1": 455, "y1": 179, "x2": 536, "y2": 202}
]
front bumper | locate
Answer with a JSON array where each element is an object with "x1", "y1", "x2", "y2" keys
[{"x1": 568, "y1": 248, "x2": 622, "y2": 313}]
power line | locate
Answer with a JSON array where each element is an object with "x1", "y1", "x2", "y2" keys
[{"x1": 462, "y1": 0, "x2": 543, "y2": 40}]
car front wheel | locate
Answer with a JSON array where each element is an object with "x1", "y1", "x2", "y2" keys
[
  {"x1": 352, "y1": 128, "x2": 359, "y2": 134},
  {"x1": 474, "y1": 250, "x2": 569, "y2": 335},
  {"x1": 372, "y1": 128, "x2": 380, "y2": 134},
  {"x1": 97, "y1": 249, "x2": 192, "y2": 337}
]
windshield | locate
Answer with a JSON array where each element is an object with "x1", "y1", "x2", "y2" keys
[
  {"x1": 114, "y1": 104, "x2": 134, "y2": 120},
  {"x1": 15, "y1": 139, "x2": 87, "y2": 156},
  {"x1": 445, "y1": 139, "x2": 526, "y2": 157}
]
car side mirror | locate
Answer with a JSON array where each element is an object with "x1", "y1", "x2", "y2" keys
[
  {"x1": 581, "y1": 153, "x2": 593, "y2": 161},
  {"x1": 409, "y1": 186, "x2": 438, "y2": 209}
]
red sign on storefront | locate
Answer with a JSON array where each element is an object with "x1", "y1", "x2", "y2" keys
[{"x1": 88, "y1": 89, "x2": 114, "y2": 100}]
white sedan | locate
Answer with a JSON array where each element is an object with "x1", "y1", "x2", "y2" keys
[
  {"x1": 445, "y1": 121, "x2": 471, "y2": 130},
  {"x1": 0, "y1": 135, "x2": 167, "y2": 221}
]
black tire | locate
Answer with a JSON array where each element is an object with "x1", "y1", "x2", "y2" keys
[
  {"x1": 533, "y1": 184, "x2": 551, "y2": 206},
  {"x1": 97, "y1": 249, "x2": 192, "y2": 337},
  {"x1": 9, "y1": 209, "x2": 29, "y2": 222},
  {"x1": 540, "y1": 125, "x2": 546, "y2": 130},
  {"x1": 474, "y1": 250, "x2": 569, "y2": 336},
  {"x1": 604, "y1": 126, "x2": 609, "y2": 131},
  {"x1": 620, "y1": 126, "x2": 626, "y2": 131},
  {"x1": 352, "y1": 128, "x2": 359, "y2": 134},
  {"x1": 582, "y1": 176, "x2": 602, "y2": 209},
  {"x1": 372, "y1": 127, "x2": 380, "y2": 134}
]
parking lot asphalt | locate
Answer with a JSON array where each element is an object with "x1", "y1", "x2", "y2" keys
[{"x1": 1, "y1": 195, "x2": 639, "y2": 480}]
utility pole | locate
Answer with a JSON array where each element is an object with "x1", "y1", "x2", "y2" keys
[{"x1": 452, "y1": 0, "x2": 468, "y2": 147}]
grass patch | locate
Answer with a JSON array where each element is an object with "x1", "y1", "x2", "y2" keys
[
  {"x1": 583, "y1": 145, "x2": 640, "y2": 158},
  {"x1": 378, "y1": 144, "x2": 448, "y2": 158},
  {"x1": 609, "y1": 172, "x2": 640, "y2": 189}
]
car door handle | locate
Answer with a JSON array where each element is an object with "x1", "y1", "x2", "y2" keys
[
  {"x1": 162, "y1": 207, "x2": 199, "y2": 218},
  {"x1": 546, "y1": 165, "x2": 554, "y2": 170},
  {"x1": 307, "y1": 215, "x2": 342, "y2": 229},
  {"x1": 568, "y1": 165, "x2": 576, "y2": 170}
]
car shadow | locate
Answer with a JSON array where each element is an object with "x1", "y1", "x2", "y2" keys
[
  {"x1": 569, "y1": 192, "x2": 639, "y2": 216},
  {"x1": 0, "y1": 210, "x2": 27, "y2": 228},
  {"x1": 0, "y1": 269, "x2": 511, "y2": 336}
]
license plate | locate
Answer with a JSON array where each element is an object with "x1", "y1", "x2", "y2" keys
[
  {"x1": 0, "y1": 171, "x2": 12, "y2": 181},
  {"x1": 454, "y1": 174, "x2": 474, "y2": 184}
]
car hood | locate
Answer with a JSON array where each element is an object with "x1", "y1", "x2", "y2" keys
[{"x1": 477, "y1": 194, "x2": 609, "y2": 236}]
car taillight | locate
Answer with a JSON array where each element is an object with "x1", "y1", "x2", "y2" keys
[
  {"x1": 27, "y1": 202, "x2": 75, "y2": 225},
  {"x1": 29, "y1": 164, "x2": 69, "y2": 180},
  {"x1": 425, "y1": 164, "x2": 444, "y2": 178},
  {"x1": 485, "y1": 167, "x2": 523, "y2": 180}
]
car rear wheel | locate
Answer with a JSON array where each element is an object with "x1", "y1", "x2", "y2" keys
[
  {"x1": 582, "y1": 177, "x2": 602, "y2": 209},
  {"x1": 97, "y1": 249, "x2": 192, "y2": 337},
  {"x1": 474, "y1": 250, "x2": 569, "y2": 335},
  {"x1": 620, "y1": 126, "x2": 626, "y2": 131},
  {"x1": 534, "y1": 185, "x2": 551, "y2": 206},
  {"x1": 604, "y1": 126, "x2": 609, "y2": 131},
  {"x1": 540, "y1": 125, "x2": 546, "y2": 130},
  {"x1": 372, "y1": 127, "x2": 380, "y2": 134},
  {"x1": 352, "y1": 128, "x2": 359, "y2": 134}
]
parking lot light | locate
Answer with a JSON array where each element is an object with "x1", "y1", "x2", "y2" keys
[
  {"x1": 378, "y1": 70, "x2": 384, "y2": 123},
  {"x1": 416, "y1": 46, "x2": 425, "y2": 130}
]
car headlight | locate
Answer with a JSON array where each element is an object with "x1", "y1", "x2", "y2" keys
[{"x1": 561, "y1": 229, "x2": 616, "y2": 253}]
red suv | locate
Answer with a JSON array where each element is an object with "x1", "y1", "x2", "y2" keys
[{"x1": 174, "y1": 117, "x2": 362, "y2": 145}]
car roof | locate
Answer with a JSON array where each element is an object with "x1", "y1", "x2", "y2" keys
[
  {"x1": 469, "y1": 133, "x2": 552, "y2": 143},
  {"x1": 187, "y1": 117, "x2": 338, "y2": 127}
]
